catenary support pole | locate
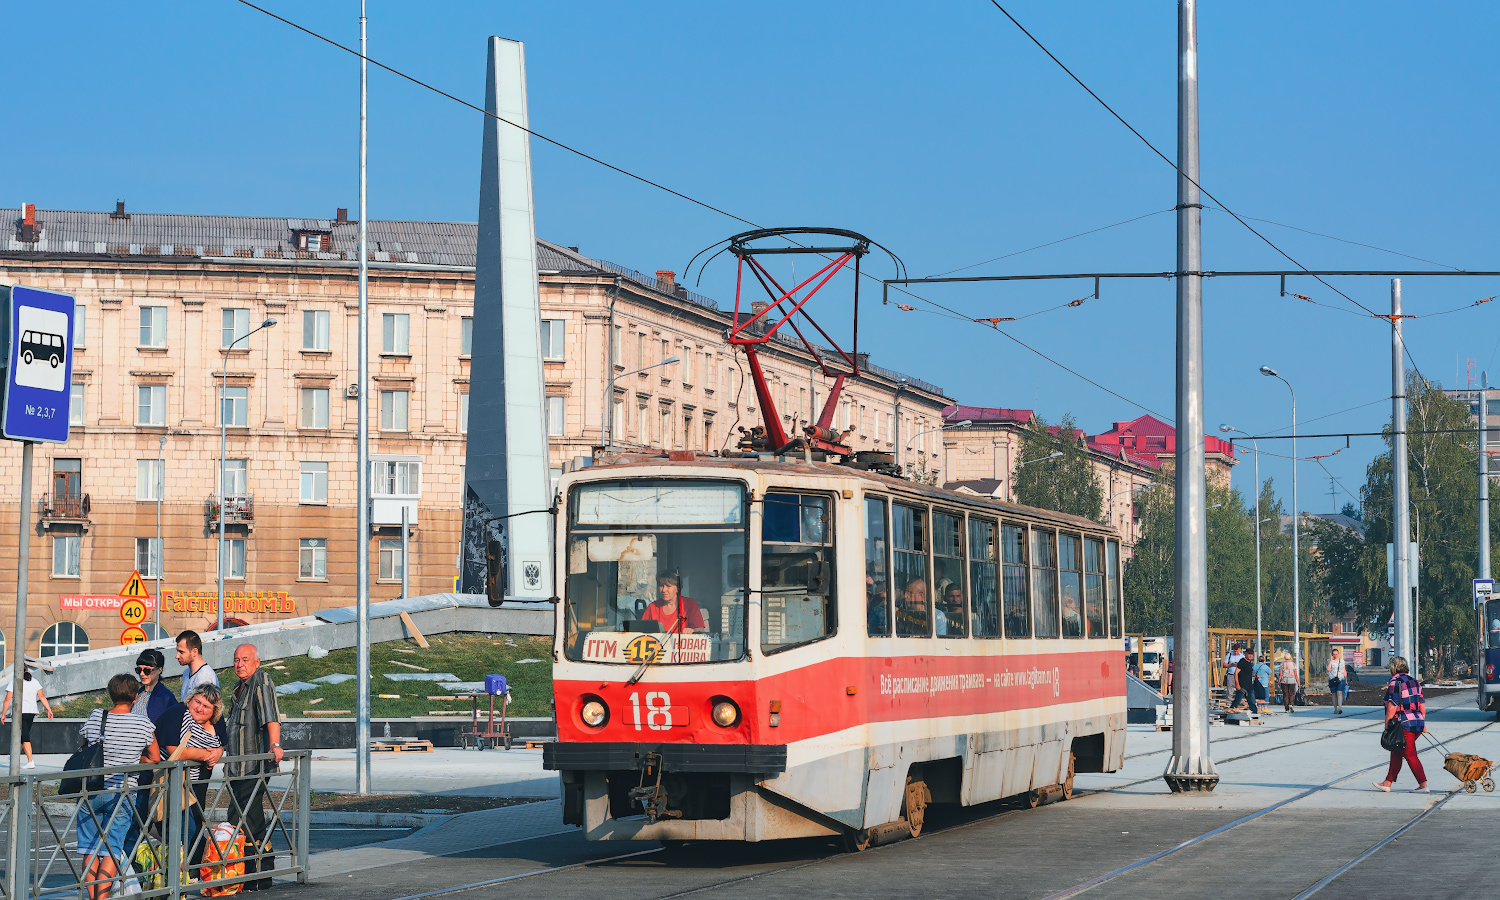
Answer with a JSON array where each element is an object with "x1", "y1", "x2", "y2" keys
[
  {"x1": 1252, "y1": 440, "x2": 1262, "y2": 658},
  {"x1": 5, "y1": 442, "x2": 32, "y2": 899},
  {"x1": 1481, "y1": 372, "x2": 1490, "y2": 584},
  {"x1": 1392, "y1": 279, "x2": 1413, "y2": 665},
  {"x1": 355, "y1": 0, "x2": 372, "y2": 795},
  {"x1": 1163, "y1": 0, "x2": 1217, "y2": 793},
  {"x1": 1291, "y1": 387, "x2": 1301, "y2": 677}
]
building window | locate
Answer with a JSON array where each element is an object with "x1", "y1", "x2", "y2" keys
[
  {"x1": 40, "y1": 622, "x2": 88, "y2": 657},
  {"x1": 459, "y1": 393, "x2": 469, "y2": 434},
  {"x1": 382, "y1": 313, "x2": 410, "y2": 354},
  {"x1": 610, "y1": 325, "x2": 621, "y2": 364},
  {"x1": 299, "y1": 538, "x2": 327, "y2": 579},
  {"x1": 219, "y1": 538, "x2": 246, "y2": 580},
  {"x1": 135, "y1": 537, "x2": 161, "y2": 578},
  {"x1": 138, "y1": 306, "x2": 167, "y2": 347},
  {"x1": 69, "y1": 382, "x2": 84, "y2": 426},
  {"x1": 300, "y1": 461, "x2": 329, "y2": 503},
  {"x1": 219, "y1": 386, "x2": 247, "y2": 427},
  {"x1": 137, "y1": 385, "x2": 166, "y2": 426},
  {"x1": 637, "y1": 405, "x2": 648, "y2": 444},
  {"x1": 136, "y1": 459, "x2": 165, "y2": 501},
  {"x1": 378, "y1": 539, "x2": 404, "y2": 581},
  {"x1": 303, "y1": 309, "x2": 330, "y2": 351},
  {"x1": 380, "y1": 390, "x2": 409, "y2": 431},
  {"x1": 460, "y1": 317, "x2": 472, "y2": 357},
  {"x1": 73, "y1": 303, "x2": 86, "y2": 348},
  {"x1": 221, "y1": 459, "x2": 247, "y2": 496},
  {"x1": 661, "y1": 339, "x2": 670, "y2": 370},
  {"x1": 545, "y1": 396, "x2": 564, "y2": 436},
  {"x1": 297, "y1": 231, "x2": 329, "y2": 252},
  {"x1": 221, "y1": 308, "x2": 249, "y2": 348},
  {"x1": 371, "y1": 460, "x2": 421, "y2": 496},
  {"x1": 52, "y1": 535, "x2": 81, "y2": 578},
  {"x1": 540, "y1": 319, "x2": 564, "y2": 359},
  {"x1": 300, "y1": 388, "x2": 330, "y2": 429},
  {"x1": 683, "y1": 350, "x2": 694, "y2": 384},
  {"x1": 611, "y1": 398, "x2": 623, "y2": 440},
  {"x1": 661, "y1": 408, "x2": 673, "y2": 448},
  {"x1": 635, "y1": 332, "x2": 645, "y2": 369}
]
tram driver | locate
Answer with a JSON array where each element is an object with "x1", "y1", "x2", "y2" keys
[{"x1": 641, "y1": 573, "x2": 707, "y2": 634}]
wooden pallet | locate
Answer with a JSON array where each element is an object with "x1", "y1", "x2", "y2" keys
[
  {"x1": 370, "y1": 739, "x2": 435, "y2": 753},
  {"x1": 525, "y1": 739, "x2": 554, "y2": 750}
]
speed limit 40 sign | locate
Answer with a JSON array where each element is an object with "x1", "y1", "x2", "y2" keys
[{"x1": 119, "y1": 598, "x2": 148, "y2": 626}]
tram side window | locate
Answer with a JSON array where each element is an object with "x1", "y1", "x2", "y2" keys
[
  {"x1": 1002, "y1": 524, "x2": 1030, "y2": 638},
  {"x1": 1107, "y1": 540, "x2": 1122, "y2": 639},
  {"x1": 761, "y1": 492, "x2": 836, "y2": 654},
  {"x1": 893, "y1": 503, "x2": 930, "y2": 637},
  {"x1": 1487, "y1": 598, "x2": 1500, "y2": 649},
  {"x1": 866, "y1": 497, "x2": 891, "y2": 637},
  {"x1": 1083, "y1": 537, "x2": 1106, "y2": 638},
  {"x1": 970, "y1": 519, "x2": 999, "y2": 638},
  {"x1": 1060, "y1": 534, "x2": 1083, "y2": 638},
  {"x1": 933, "y1": 511, "x2": 966, "y2": 638},
  {"x1": 1032, "y1": 529, "x2": 1060, "y2": 639}
]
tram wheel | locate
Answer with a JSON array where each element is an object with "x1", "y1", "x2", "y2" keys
[
  {"x1": 841, "y1": 829, "x2": 873, "y2": 853},
  {"x1": 1061, "y1": 753, "x2": 1076, "y2": 801},
  {"x1": 903, "y1": 776, "x2": 930, "y2": 838}
]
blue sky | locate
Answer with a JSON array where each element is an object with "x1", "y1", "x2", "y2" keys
[{"x1": 9, "y1": 2, "x2": 1500, "y2": 515}]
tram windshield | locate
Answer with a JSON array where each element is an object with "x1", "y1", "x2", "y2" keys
[{"x1": 564, "y1": 479, "x2": 747, "y2": 664}]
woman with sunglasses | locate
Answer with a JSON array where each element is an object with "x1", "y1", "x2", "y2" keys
[{"x1": 131, "y1": 649, "x2": 175, "y2": 723}]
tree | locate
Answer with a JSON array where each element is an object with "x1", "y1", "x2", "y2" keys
[
  {"x1": 1308, "y1": 374, "x2": 1488, "y2": 657},
  {"x1": 1012, "y1": 413, "x2": 1104, "y2": 522},
  {"x1": 1123, "y1": 475, "x2": 1174, "y2": 635}
]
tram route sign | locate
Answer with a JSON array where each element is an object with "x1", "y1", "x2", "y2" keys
[{"x1": 0, "y1": 285, "x2": 75, "y2": 444}]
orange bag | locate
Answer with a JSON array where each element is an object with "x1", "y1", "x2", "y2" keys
[{"x1": 199, "y1": 822, "x2": 246, "y2": 896}]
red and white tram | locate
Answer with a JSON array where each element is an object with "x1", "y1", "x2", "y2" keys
[{"x1": 545, "y1": 454, "x2": 1127, "y2": 846}]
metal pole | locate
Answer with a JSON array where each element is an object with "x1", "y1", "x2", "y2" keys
[
  {"x1": 893, "y1": 379, "x2": 906, "y2": 476},
  {"x1": 1392, "y1": 279, "x2": 1413, "y2": 664},
  {"x1": 1163, "y1": 0, "x2": 1216, "y2": 793},
  {"x1": 9, "y1": 441, "x2": 33, "y2": 777},
  {"x1": 1291, "y1": 386, "x2": 1300, "y2": 677},
  {"x1": 601, "y1": 278, "x2": 619, "y2": 448},
  {"x1": 156, "y1": 434, "x2": 165, "y2": 634},
  {"x1": 400, "y1": 505, "x2": 409, "y2": 600},
  {"x1": 1252, "y1": 439, "x2": 1262, "y2": 658},
  {"x1": 1414, "y1": 513, "x2": 1421, "y2": 680},
  {"x1": 355, "y1": 0, "x2": 372, "y2": 795},
  {"x1": 218, "y1": 349, "x2": 227, "y2": 631},
  {"x1": 1481, "y1": 373, "x2": 1490, "y2": 583}
]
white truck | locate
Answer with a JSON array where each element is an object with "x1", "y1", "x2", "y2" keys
[{"x1": 1140, "y1": 637, "x2": 1168, "y2": 683}]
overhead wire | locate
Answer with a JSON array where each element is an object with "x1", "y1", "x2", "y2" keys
[
  {"x1": 1203, "y1": 207, "x2": 1465, "y2": 272},
  {"x1": 927, "y1": 208, "x2": 1173, "y2": 278},
  {"x1": 985, "y1": 1, "x2": 1383, "y2": 321}
]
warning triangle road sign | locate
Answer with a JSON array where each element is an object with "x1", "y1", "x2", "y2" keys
[{"x1": 119, "y1": 570, "x2": 150, "y2": 600}]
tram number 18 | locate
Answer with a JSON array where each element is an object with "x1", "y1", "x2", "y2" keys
[{"x1": 629, "y1": 691, "x2": 672, "y2": 731}]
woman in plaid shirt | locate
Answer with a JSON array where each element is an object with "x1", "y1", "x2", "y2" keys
[{"x1": 1374, "y1": 656, "x2": 1428, "y2": 792}]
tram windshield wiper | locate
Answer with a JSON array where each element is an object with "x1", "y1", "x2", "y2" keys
[{"x1": 626, "y1": 613, "x2": 687, "y2": 686}]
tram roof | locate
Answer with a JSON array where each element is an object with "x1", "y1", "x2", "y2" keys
[{"x1": 578, "y1": 452, "x2": 1118, "y2": 536}]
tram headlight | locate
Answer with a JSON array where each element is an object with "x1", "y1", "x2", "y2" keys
[
  {"x1": 580, "y1": 699, "x2": 609, "y2": 728},
  {"x1": 711, "y1": 699, "x2": 740, "y2": 728}
]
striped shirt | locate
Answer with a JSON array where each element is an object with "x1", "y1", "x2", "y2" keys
[
  {"x1": 179, "y1": 711, "x2": 222, "y2": 781},
  {"x1": 1384, "y1": 673, "x2": 1425, "y2": 731},
  {"x1": 81, "y1": 709, "x2": 156, "y2": 789}
]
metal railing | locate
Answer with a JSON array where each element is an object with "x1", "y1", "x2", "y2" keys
[
  {"x1": 39, "y1": 494, "x2": 90, "y2": 521},
  {"x1": 205, "y1": 494, "x2": 254, "y2": 525},
  {"x1": 1, "y1": 751, "x2": 310, "y2": 898}
]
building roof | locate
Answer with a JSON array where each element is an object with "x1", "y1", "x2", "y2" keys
[
  {"x1": 942, "y1": 404, "x2": 1034, "y2": 425},
  {"x1": 943, "y1": 478, "x2": 1005, "y2": 497},
  {"x1": 2, "y1": 204, "x2": 948, "y2": 399},
  {"x1": 1092, "y1": 414, "x2": 1237, "y2": 460}
]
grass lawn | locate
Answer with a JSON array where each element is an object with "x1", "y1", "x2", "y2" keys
[{"x1": 49, "y1": 633, "x2": 555, "y2": 719}]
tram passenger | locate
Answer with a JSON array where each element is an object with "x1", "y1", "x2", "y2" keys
[
  {"x1": 896, "y1": 578, "x2": 944, "y2": 635},
  {"x1": 1061, "y1": 585, "x2": 1083, "y2": 637},
  {"x1": 866, "y1": 576, "x2": 889, "y2": 634},
  {"x1": 1489, "y1": 618, "x2": 1500, "y2": 647},
  {"x1": 641, "y1": 573, "x2": 707, "y2": 634},
  {"x1": 937, "y1": 584, "x2": 964, "y2": 637}
]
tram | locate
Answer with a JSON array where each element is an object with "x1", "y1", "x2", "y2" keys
[{"x1": 543, "y1": 453, "x2": 1127, "y2": 846}]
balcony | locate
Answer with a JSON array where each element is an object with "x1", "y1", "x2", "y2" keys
[
  {"x1": 207, "y1": 493, "x2": 255, "y2": 529},
  {"x1": 39, "y1": 493, "x2": 90, "y2": 528}
]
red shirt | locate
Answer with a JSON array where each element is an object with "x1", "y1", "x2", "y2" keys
[{"x1": 641, "y1": 597, "x2": 706, "y2": 633}]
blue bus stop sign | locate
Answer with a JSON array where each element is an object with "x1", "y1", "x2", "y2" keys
[{"x1": 1, "y1": 285, "x2": 74, "y2": 443}]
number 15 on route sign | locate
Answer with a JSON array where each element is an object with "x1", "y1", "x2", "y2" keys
[{"x1": 0, "y1": 285, "x2": 75, "y2": 443}]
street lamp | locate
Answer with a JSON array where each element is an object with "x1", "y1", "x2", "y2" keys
[
  {"x1": 218, "y1": 317, "x2": 276, "y2": 630},
  {"x1": 1260, "y1": 365, "x2": 1301, "y2": 677},
  {"x1": 907, "y1": 419, "x2": 972, "y2": 481},
  {"x1": 1221, "y1": 423, "x2": 1263, "y2": 657},
  {"x1": 603, "y1": 356, "x2": 679, "y2": 449}
]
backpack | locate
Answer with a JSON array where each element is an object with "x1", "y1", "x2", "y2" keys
[{"x1": 58, "y1": 710, "x2": 108, "y2": 796}]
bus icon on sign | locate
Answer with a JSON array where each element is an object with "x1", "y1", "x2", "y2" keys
[
  {"x1": 21, "y1": 330, "x2": 64, "y2": 368},
  {"x1": 13, "y1": 307, "x2": 68, "y2": 392}
]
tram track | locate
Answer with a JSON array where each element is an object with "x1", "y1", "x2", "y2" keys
[
  {"x1": 1121, "y1": 705, "x2": 1383, "y2": 761},
  {"x1": 382, "y1": 694, "x2": 1490, "y2": 900}
]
